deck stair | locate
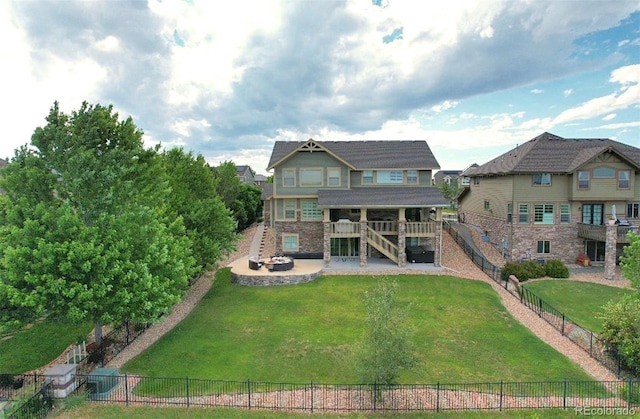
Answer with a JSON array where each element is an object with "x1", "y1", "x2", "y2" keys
[{"x1": 366, "y1": 227, "x2": 399, "y2": 263}]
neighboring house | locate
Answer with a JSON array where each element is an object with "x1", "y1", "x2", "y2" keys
[
  {"x1": 458, "y1": 164, "x2": 478, "y2": 187},
  {"x1": 254, "y1": 174, "x2": 268, "y2": 188},
  {"x1": 457, "y1": 132, "x2": 640, "y2": 270},
  {"x1": 236, "y1": 165, "x2": 256, "y2": 185},
  {"x1": 262, "y1": 139, "x2": 449, "y2": 267},
  {"x1": 433, "y1": 170, "x2": 462, "y2": 185}
]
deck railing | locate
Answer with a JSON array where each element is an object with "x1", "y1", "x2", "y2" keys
[
  {"x1": 329, "y1": 221, "x2": 436, "y2": 238},
  {"x1": 577, "y1": 223, "x2": 638, "y2": 244}
]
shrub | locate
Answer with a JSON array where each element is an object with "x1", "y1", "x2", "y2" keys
[
  {"x1": 599, "y1": 294, "x2": 640, "y2": 375},
  {"x1": 544, "y1": 259, "x2": 569, "y2": 278},
  {"x1": 501, "y1": 260, "x2": 546, "y2": 282}
]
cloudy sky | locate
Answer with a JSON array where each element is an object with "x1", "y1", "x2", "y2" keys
[{"x1": 1, "y1": 1, "x2": 639, "y2": 175}]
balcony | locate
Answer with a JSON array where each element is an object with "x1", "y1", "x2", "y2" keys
[
  {"x1": 577, "y1": 223, "x2": 638, "y2": 244},
  {"x1": 329, "y1": 220, "x2": 437, "y2": 238}
]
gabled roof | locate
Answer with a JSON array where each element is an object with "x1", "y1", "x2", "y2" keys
[
  {"x1": 317, "y1": 187, "x2": 449, "y2": 208},
  {"x1": 464, "y1": 132, "x2": 640, "y2": 176},
  {"x1": 267, "y1": 139, "x2": 440, "y2": 170},
  {"x1": 236, "y1": 165, "x2": 254, "y2": 175}
]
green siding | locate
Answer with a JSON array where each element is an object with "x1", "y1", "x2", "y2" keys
[{"x1": 274, "y1": 151, "x2": 347, "y2": 196}]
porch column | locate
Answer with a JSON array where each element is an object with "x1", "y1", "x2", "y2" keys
[
  {"x1": 323, "y1": 221, "x2": 331, "y2": 267},
  {"x1": 434, "y1": 219, "x2": 442, "y2": 267},
  {"x1": 604, "y1": 223, "x2": 618, "y2": 281},
  {"x1": 359, "y1": 207, "x2": 368, "y2": 267},
  {"x1": 398, "y1": 208, "x2": 407, "y2": 267}
]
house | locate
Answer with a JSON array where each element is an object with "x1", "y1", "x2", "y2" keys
[
  {"x1": 236, "y1": 165, "x2": 256, "y2": 185},
  {"x1": 254, "y1": 174, "x2": 269, "y2": 188},
  {"x1": 262, "y1": 139, "x2": 449, "y2": 267},
  {"x1": 457, "y1": 132, "x2": 640, "y2": 277},
  {"x1": 433, "y1": 170, "x2": 462, "y2": 185}
]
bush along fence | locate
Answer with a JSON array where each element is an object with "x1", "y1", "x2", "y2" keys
[
  {"x1": 0, "y1": 375, "x2": 53, "y2": 419},
  {"x1": 3, "y1": 374, "x2": 636, "y2": 414},
  {"x1": 443, "y1": 221, "x2": 637, "y2": 380}
]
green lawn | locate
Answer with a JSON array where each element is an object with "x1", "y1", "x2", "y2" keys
[
  {"x1": 523, "y1": 280, "x2": 638, "y2": 333},
  {"x1": 0, "y1": 319, "x2": 93, "y2": 373},
  {"x1": 123, "y1": 269, "x2": 593, "y2": 385}
]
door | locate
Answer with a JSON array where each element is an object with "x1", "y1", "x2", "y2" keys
[
  {"x1": 585, "y1": 240, "x2": 605, "y2": 262},
  {"x1": 582, "y1": 204, "x2": 604, "y2": 225}
]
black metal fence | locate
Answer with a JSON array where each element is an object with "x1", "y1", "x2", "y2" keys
[
  {"x1": 68, "y1": 374, "x2": 640, "y2": 412},
  {"x1": 2, "y1": 380, "x2": 53, "y2": 419},
  {"x1": 443, "y1": 221, "x2": 637, "y2": 380}
]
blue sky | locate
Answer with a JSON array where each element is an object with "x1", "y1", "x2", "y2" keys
[{"x1": 1, "y1": 1, "x2": 638, "y2": 175}]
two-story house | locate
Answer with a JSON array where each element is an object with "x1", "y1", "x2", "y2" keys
[
  {"x1": 457, "y1": 132, "x2": 640, "y2": 272},
  {"x1": 262, "y1": 139, "x2": 449, "y2": 267},
  {"x1": 236, "y1": 165, "x2": 256, "y2": 185}
]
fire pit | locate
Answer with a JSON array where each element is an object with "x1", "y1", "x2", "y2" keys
[{"x1": 263, "y1": 255, "x2": 294, "y2": 272}]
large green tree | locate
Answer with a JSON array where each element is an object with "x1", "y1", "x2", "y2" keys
[
  {"x1": 161, "y1": 148, "x2": 237, "y2": 272},
  {"x1": 0, "y1": 102, "x2": 196, "y2": 344}
]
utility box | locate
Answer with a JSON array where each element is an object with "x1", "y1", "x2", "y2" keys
[
  {"x1": 87, "y1": 368, "x2": 119, "y2": 400},
  {"x1": 44, "y1": 364, "x2": 77, "y2": 398}
]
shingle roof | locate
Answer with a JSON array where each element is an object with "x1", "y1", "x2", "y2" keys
[
  {"x1": 317, "y1": 187, "x2": 449, "y2": 208},
  {"x1": 267, "y1": 140, "x2": 440, "y2": 170},
  {"x1": 464, "y1": 132, "x2": 640, "y2": 176}
]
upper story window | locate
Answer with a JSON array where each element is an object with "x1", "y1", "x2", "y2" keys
[
  {"x1": 284, "y1": 200, "x2": 296, "y2": 220},
  {"x1": 407, "y1": 170, "x2": 418, "y2": 184},
  {"x1": 473, "y1": 177, "x2": 480, "y2": 185},
  {"x1": 377, "y1": 170, "x2": 403, "y2": 184},
  {"x1": 578, "y1": 171, "x2": 590, "y2": 189},
  {"x1": 327, "y1": 168, "x2": 341, "y2": 187},
  {"x1": 362, "y1": 170, "x2": 373, "y2": 184},
  {"x1": 283, "y1": 169, "x2": 296, "y2": 187},
  {"x1": 461, "y1": 177, "x2": 470, "y2": 186},
  {"x1": 300, "y1": 168, "x2": 323, "y2": 187},
  {"x1": 533, "y1": 173, "x2": 551, "y2": 186},
  {"x1": 618, "y1": 170, "x2": 630, "y2": 189},
  {"x1": 593, "y1": 167, "x2": 615, "y2": 178},
  {"x1": 534, "y1": 204, "x2": 554, "y2": 224}
]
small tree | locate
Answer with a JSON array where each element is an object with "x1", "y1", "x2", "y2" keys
[
  {"x1": 598, "y1": 231, "x2": 640, "y2": 374},
  {"x1": 356, "y1": 278, "x2": 418, "y2": 386}
]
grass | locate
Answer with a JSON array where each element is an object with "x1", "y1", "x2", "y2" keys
[
  {"x1": 0, "y1": 319, "x2": 93, "y2": 373},
  {"x1": 522, "y1": 281, "x2": 638, "y2": 333},
  {"x1": 123, "y1": 269, "x2": 593, "y2": 386},
  {"x1": 49, "y1": 403, "x2": 584, "y2": 418}
]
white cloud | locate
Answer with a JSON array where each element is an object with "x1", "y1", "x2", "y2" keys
[
  {"x1": 554, "y1": 65, "x2": 640, "y2": 124},
  {"x1": 602, "y1": 113, "x2": 616, "y2": 121},
  {"x1": 563, "y1": 89, "x2": 573, "y2": 97},
  {"x1": 530, "y1": 89, "x2": 543, "y2": 94}
]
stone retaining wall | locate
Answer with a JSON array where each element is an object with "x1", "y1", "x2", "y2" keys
[{"x1": 231, "y1": 271, "x2": 322, "y2": 286}]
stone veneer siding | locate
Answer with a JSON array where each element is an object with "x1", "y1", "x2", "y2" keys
[
  {"x1": 274, "y1": 220, "x2": 324, "y2": 255},
  {"x1": 461, "y1": 212, "x2": 584, "y2": 264}
]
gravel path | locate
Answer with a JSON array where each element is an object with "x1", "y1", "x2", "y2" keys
[{"x1": 108, "y1": 223, "x2": 629, "y2": 382}]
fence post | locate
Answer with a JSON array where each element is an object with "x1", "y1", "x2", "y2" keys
[
  {"x1": 561, "y1": 315, "x2": 565, "y2": 336},
  {"x1": 247, "y1": 379, "x2": 251, "y2": 410},
  {"x1": 310, "y1": 381, "x2": 314, "y2": 413},
  {"x1": 563, "y1": 379, "x2": 567, "y2": 409},
  {"x1": 186, "y1": 376, "x2": 190, "y2": 408},
  {"x1": 499, "y1": 380, "x2": 503, "y2": 411},
  {"x1": 125, "y1": 374, "x2": 129, "y2": 406},
  {"x1": 589, "y1": 333, "x2": 593, "y2": 357},
  {"x1": 628, "y1": 380, "x2": 633, "y2": 410},
  {"x1": 436, "y1": 382, "x2": 440, "y2": 412},
  {"x1": 373, "y1": 382, "x2": 377, "y2": 412}
]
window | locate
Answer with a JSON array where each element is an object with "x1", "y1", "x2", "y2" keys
[
  {"x1": 560, "y1": 204, "x2": 571, "y2": 224},
  {"x1": 628, "y1": 203, "x2": 639, "y2": 218},
  {"x1": 301, "y1": 200, "x2": 323, "y2": 220},
  {"x1": 327, "y1": 168, "x2": 341, "y2": 186},
  {"x1": 284, "y1": 200, "x2": 296, "y2": 220},
  {"x1": 534, "y1": 204, "x2": 554, "y2": 224},
  {"x1": 283, "y1": 169, "x2": 295, "y2": 187},
  {"x1": 461, "y1": 177, "x2": 470, "y2": 186},
  {"x1": 484, "y1": 200, "x2": 490, "y2": 211},
  {"x1": 407, "y1": 170, "x2": 418, "y2": 184},
  {"x1": 537, "y1": 240, "x2": 550, "y2": 254},
  {"x1": 507, "y1": 203, "x2": 513, "y2": 223},
  {"x1": 300, "y1": 168, "x2": 323, "y2": 186},
  {"x1": 533, "y1": 173, "x2": 551, "y2": 186},
  {"x1": 582, "y1": 204, "x2": 603, "y2": 225},
  {"x1": 362, "y1": 170, "x2": 373, "y2": 184},
  {"x1": 618, "y1": 170, "x2": 630, "y2": 189},
  {"x1": 473, "y1": 177, "x2": 480, "y2": 185},
  {"x1": 593, "y1": 167, "x2": 615, "y2": 178},
  {"x1": 377, "y1": 170, "x2": 403, "y2": 184},
  {"x1": 282, "y1": 234, "x2": 299, "y2": 252},
  {"x1": 518, "y1": 204, "x2": 529, "y2": 224},
  {"x1": 578, "y1": 171, "x2": 589, "y2": 189}
]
